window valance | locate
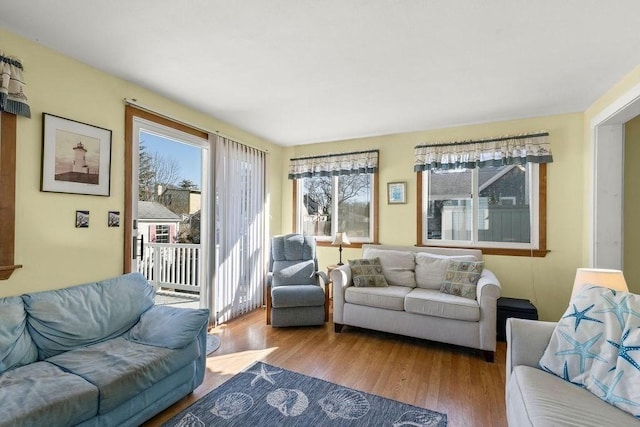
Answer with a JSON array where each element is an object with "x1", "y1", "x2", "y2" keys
[
  {"x1": 414, "y1": 132, "x2": 552, "y2": 172},
  {"x1": 288, "y1": 149, "x2": 379, "y2": 179},
  {"x1": 0, "y1": 52, "x2": 30, "y2": 118}
]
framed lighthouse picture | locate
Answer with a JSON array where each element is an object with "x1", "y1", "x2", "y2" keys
[{"x1": 41, "y1": 113, "x2": 112, "y2": 196}]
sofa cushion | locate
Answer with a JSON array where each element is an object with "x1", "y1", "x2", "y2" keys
[
  {"x1": 0, "y1": 296, "x2": 38, "y2": 374},
  {"x1": 127, "y1": 305, "x2": 209, "y2": 349},
  {"x1": 0, "y1": 361, "x2": 99, "y2": 427},
  {"x1": 272, "y1": 259, "x2": 316, "y2": 286},
  {"x1": 362, "y1": 248, "x2": 416, "y2": 287},
  {"x1": 23, "y1": 272, "x2": 155, "y2": 359},
  {"x1": 349, "y1": 257, "x2": 389, "y2": 287},
  {"x1": 538, "y1": 285, "x2": 640, "y2": 417},
  {"x1": 405, "y1": 288, "x2": 480, "y2": 321},
  {"x1": 415, "y1": 253, "x2": 477, "y2": 289},
  {"x1": 47, "y1": 336, "x2": 200, "y2": 415},
  {"x1": 507, "y1": 365, "x2": 639, "y2": 427},
  {"x1": 345, "y1": 285, "x2": 411, "y2": 311},
  {"x1": 439, "y1": 260, "x2": 484, "y2": 299}
]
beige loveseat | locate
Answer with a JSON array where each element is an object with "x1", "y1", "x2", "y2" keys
[
  {"x1": 506, "y1": 318, "x2": 640, "y2": 426},
  {"x1": 331, "y1": 244, "x2": 501, "y2": 361}
]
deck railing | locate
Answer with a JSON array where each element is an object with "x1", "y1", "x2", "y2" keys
[{"x1": 138, "y1": 243, "x2": 201, "y2": 293}]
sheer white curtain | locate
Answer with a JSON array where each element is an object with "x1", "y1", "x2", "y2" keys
[{"x1": 211, "y1": 136, "x2": 267, "y2": 324}]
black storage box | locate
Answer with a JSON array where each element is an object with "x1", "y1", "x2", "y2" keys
[{"x1": 496, "y1": 297, "x2": 538, "y2": 342}]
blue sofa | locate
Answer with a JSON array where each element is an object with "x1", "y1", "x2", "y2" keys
[{"x1": 0, "y1": 272, "x2": 209, "y2": 427}]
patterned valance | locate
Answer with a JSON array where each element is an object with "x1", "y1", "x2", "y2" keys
[
  {"x1": 0, "y1": 52, "x2": 31, "y2": 118},
  {"x1": 288, "y1": 149, "x2": 378, "y2": 179},
  {"x1": 414, "y1": 132, "x2": 552, "y2": 172}
]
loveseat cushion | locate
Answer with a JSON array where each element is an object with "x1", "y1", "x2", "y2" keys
[
  {"x1": 0, "y1": 296, "x2": 37, "y2": 374},
  {"x1": 507, "y1": 365, "x2": 639, "y2": 427},
  {"x1": 404, "y1": 288, "x2": 480, "y2": 321},
  {"x1": 414, "y1": 253, "x2": 477, "y2": 289},
  {"x1": 0, "y1": 361, "x2": 99, "y2": 427},
  {"x1": 47, "y1": 336, "x2": 200, "y2": 415},
  {"x1": 362, "y1": 248, "x2": 416, "y2": 287},
  {"x1": 127, "y1": 305, "x2": 209, "y2": 349},
  {"x1": 22, "y1": 272, "x2": 155, "y2": 359},
  {"x1": 345, "y1": 285, "x2": 412, "y2": 311}
]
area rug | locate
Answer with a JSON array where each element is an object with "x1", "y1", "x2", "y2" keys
[
  {"x1": 163, "y1": 361, "x2": 447, "y2": 426},
  {"x1": 205, "y1": 334, "x2": 221, "y2": 356}
]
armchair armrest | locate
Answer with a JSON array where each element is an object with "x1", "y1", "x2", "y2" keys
[{"x1": 506, "y1": 318, "x2": 556, "y2": 384}]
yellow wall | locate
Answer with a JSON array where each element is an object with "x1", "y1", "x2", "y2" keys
[
  {"x1": 0, "y1": 28, "x2": 283, "y2": 297},
  {"x1": 281, "y1": 113, "x2": 585, "y2": 321},
  {"x1": 625, "y1": 116, "x2": 640, "y2": 289}
]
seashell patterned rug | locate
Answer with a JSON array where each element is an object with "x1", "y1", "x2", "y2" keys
[{"x1": 162, "y1": 361, "x2": 447, "y2": 426}]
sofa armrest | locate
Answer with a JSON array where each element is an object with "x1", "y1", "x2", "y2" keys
[
  {"x1": 506, "y1": 318, "x2": 556, "y2": 384},
  {"x1": 330, "y1": 264, "x2": 352, "y2": 325},
  {"x1": 127, "y1": 305, "x2": 210, "y2": 349},
  {"x1": 476, "y1": 269, "x2": 501, "y2": 352}
]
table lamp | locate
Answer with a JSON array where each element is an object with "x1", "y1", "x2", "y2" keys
[
  {"x1": 570, "y1": 268, "x2": 628, "y2": 300},
  {"x1": 331, "y1": 232, "x2": 350, "y2": 266}
]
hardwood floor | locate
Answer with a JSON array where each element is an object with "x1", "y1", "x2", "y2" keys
[{"x1": 144, "y1": 307, "x2": 508, "y2": 426}]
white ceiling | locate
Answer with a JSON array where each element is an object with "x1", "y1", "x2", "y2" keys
[{"x1": 1, "y1": 1, "x2": 640, "y2": 146}]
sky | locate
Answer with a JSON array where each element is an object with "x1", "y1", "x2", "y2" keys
[{"x1": 140, "y1": 131, "x2": 202, "y2": 189}]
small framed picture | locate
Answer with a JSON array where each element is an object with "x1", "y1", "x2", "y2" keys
[
  {"x1": 76, "y1": 210, "x2": 90, "y2": 228},
  {"x1": 41, "y1": 113, "x2": 112, "y2": 196},
  {"x1": 108, "y1": 211, "x2": 120, "y2": 227},
  {"x1": 387, "y1": 181, "x2": 407, "y2": 204}
]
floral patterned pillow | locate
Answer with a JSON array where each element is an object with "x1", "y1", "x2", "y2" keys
[
  {"x1": 349, "y1": 258, "x2": 389, "y2": 287},
  {"x1": 439, "y1": 260, "x2": 484, "y2": 299}
]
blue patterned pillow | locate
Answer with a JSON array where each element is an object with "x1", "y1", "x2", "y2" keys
[{"x1": 539, "y1": 285, "x2": 640, "y2": 417}]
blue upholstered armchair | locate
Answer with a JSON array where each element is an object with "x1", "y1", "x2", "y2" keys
[{"x1": 266, "y1": 234, "x2": 329, "y2": 327}]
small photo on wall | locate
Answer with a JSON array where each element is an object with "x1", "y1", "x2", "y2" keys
[
  {"x1": 76, "y1": 210, "x2": 89, "y2": 228},
  {"x1": 108, "y1": 211, "x2": 120, "y2": 227}
]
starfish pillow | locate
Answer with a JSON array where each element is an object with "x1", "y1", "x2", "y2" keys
[{"x1": 539, "y1": 285, "x2": 640, "y2": 417}]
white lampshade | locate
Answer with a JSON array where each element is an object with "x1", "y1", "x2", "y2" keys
[
  {"x1": 331, "y1": 232, "x2": 350, "y2": 246},
  {"x1": 571, "y1": 268, "x2": 628, "y2": 300}
]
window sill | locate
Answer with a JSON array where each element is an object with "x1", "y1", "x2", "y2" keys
[{"x1": 418, "y1": 244, "x2": 549, "y2": 257}]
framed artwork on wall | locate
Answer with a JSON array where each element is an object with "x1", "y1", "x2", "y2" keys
[
  {"x1": 41, "y1": 113, "x2": 112, "y2": 196},
  {"x1": 387, "y1": 181, "x2": 407, "y2": 204}
]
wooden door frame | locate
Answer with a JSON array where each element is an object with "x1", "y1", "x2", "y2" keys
[{"x1": 123, "y1": 106, "x2": 208, "y2": 272}]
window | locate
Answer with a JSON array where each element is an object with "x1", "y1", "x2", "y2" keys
[
  {"x1": 290, "y1": 150, "x2": 379, "y2": 245},
  {"x1": 415, "y1": 133, "x2": 551, "y2": 256},
  {"x1": 296, "y1": 173, "x2": 376, "y2": 243},
  {"x1": 155, "y1": 225, "x2": 171, "y2": 243}
]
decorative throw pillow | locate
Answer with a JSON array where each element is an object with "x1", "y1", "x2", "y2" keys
[
  {"x1": 415, "y1": 253, "x2": 478, "y2": 289},
  {"x1": 439, "y1": 260, "x2": 484, "y2": 299},
  {"x1": 349, "y1": 257, "x2": 389, "y2": 287},
  {"x1": 538, "y1": 285, "x2": 640, "y2": 418}
]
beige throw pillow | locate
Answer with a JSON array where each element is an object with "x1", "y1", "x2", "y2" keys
[
  {"x1": 415, "y1": 253, "x2": 477, "y2": 289},
  {"x1": 439, "y1": 260, "x2": 484, "y2": 299},
  {"x1": 349, "y1": 258, "x2": 389, "y2": 287},
  {"x1": 362, "y1": 248, "x2": 416, "y2": 287}
]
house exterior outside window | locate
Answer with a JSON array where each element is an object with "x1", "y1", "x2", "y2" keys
[
  {"x1": 154, "y1": 224, "x2": 171, "y2": 243},
  {"x1": 290, "y1": 150, "x2": 379, "y2": 245},
  {"x1": 297, "y1": 174, "x2": 375, "y2": 243},
  {"x1": 415, "y1": 133, "x2": 552, "y2": 256}
]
